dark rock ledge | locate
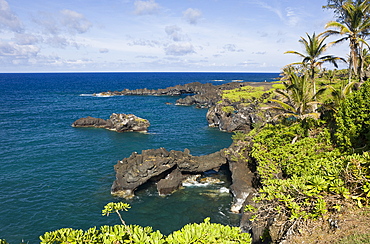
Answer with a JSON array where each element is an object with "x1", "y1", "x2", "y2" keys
[
  {"x1": 95, "y1": 81, "x2": 275, "y2": 133},
  {"x1": 110, "y1": 147, "x2": 256, "y2": 215},
  {"x1": 72, "y1": 113, "x2": 150, "y2": 132},
  {"x1": 94, "y1": 81, "x2": 274, "y2": 108}
]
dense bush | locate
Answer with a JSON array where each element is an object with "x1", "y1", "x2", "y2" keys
[
  {"x1": 38, "y1": 218, "x2": 251, "y2": 244},
  {"x1": 334, "y1": 80, "x2": 370, "y2": 152},
  {"x1": 245, "y1": 92, "x2": 370, "y2": 221}
]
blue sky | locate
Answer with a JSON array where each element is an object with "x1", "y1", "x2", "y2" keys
[{"x1": 0, "y1": 0, "x2": 348, "y2": 72}]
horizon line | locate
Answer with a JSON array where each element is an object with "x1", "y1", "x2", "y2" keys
[{"x1": 0, "y1": 70, "x2": 281, "y2": 74}]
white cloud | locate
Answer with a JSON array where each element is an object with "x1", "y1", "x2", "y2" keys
[
  {"x1": 32, "y1": 12, "x2": 60, "y2": 35},
  {"x1": 60, "y1": 9, "x2": 92, "y2": 34},
  {"x1": 0, "y1": 41, "x2": 39, "y2": 58},
  {"x1": 128, "y1": 39, "x2": 160, "y2": 47},
  {"x1": 0, "y1": 0, "x2": 23, "y2": 32},
  {"x1": 99, "y1": 48, "x2": 109, "y2": 53},
  {"x1": 165, "y1": 25, "x2": 188, "y2": 42},
  {"x1": 183, "y1": 8, "x2": 202, "y2": 25},
  {"x1": 285, "y1": 7, "x2": 299, "y2": 27},
  {"x1": 13, "y1": 33, "x2": 41, "y2": 45},
  {"x1": 252, "y1": 0, "x2": 300, "y2": 27},
  {"x1": 164, "y1": 43, "x2": 195, "y2": 56},
  {"x1": 134, "y1": 0, "x2": 160, "y2": 15},
  {"x1": 223, "y1": 44, "x2": 244, "y2": 52}
]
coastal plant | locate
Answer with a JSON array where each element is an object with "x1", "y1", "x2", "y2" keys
[
  {"x1": 166, "y1": 218, "x2": 252, "y2": 244},
  {"x1": 247, "y1": 123, "x2": 344, "y2": 221},
  {"x1": 39, "y1": 225, "x2": 165, "y2": 244},
  {"x1": 334, "y1": 79, "x2": 370, "y2": 151},
  {"x1": 285, "y1": 32, "x2": 345, "y2": 95},
  {"x1": 245, "y1": 117, "x2": 370, "y2": 228},
  {"x1": 263, "y1": 72, "x2": 324, "y2": 121},
  {"x1": 37, "y1": 202, "x2": 251, "y2": 244},
  {"x1": 102, "y1": 202, "x2": 131, "y2": 225}
]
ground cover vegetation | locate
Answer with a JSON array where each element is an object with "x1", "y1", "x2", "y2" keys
[{"x1": 235, "y1": 0, "x2": 370, "y2": 242}]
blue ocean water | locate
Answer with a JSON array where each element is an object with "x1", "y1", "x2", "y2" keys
[{"x1": 0, "y1": 72, "x2": 279, "y2": 243}]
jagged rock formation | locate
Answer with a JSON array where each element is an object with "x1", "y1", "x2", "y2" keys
[
  {"x1": 111, "y1": 148, "x2": 228, "y2": 198},
  {"x1": 72, "y1": 113, "x2": 150, "y2": 132},
  {"x1": 94, "y1": 81, "x2": 271, "y2": 108}
]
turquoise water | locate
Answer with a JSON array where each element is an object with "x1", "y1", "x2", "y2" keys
[{"x1": 0, "y1": 72, "x2": 278, "y2": 243}]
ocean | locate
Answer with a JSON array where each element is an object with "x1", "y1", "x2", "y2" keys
[{"x1": 0, "y1": 72, "x2": 279, "y2": 243}]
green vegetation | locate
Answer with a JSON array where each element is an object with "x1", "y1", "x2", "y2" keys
[
  {"x1": 324, "y1": 0, "x2": 370, "y2": 82},
  {"x1": 37, "y1": 202, "x2": 252, "y2": 244},
  {"x1": 221, "y1": 85, "x2": 273, "y2": 103},
  {"x1": 166, "y1": 218, "x2": 251, "y2": 244},
  {"x1": 234, "y1": 1, "x2": 370, "y2": 241},
  {"x1": 285, "y1": 32, "x2": 344, "y2": 95},
  {"x1": 3, "y1": 1, "x2": 370, "y2": 243}
]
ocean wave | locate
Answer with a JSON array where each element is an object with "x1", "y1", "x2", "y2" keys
[
  {"x1": 79, "y1": 93, "x2": 112, "y2": 97},
  {"x1": 182, "y1": 182, "x2": 210, "y2": 187}
]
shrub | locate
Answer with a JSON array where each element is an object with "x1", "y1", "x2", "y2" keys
[{"x1": 334, "y1": 80, "x2": 370, "y2": 152}]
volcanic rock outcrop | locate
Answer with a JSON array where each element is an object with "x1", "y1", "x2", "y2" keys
[
  {"x1": 72, "y1": 113, "x2": 150, "y2": 132},
  {"x1": 94, "y1": 81, "x2": 272, "y2": 108},
  {"x1": 110, "y1": 145, "x2": 257, "y2": 222},
  {"x1": 111, "y1": 147, "x2": 230, "y2": 198}
]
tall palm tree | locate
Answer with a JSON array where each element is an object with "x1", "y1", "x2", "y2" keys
[
  {"x1": 285, "y1": 32, "x2": 345, "y2": 96},
  {"x1": 325, "y1": 0, "x2": 370, "y2": 82},
  {"x1": 264, "y1": 72, "x2": 323, "y2": 121}
]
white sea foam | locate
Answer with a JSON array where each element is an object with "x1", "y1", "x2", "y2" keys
[
  {"x1": 182, "y1": 182, "x2": 210, "y2": 187},
  {"x1": 219, "y1": 187, "x2": 230, "y2": 193},
  {"x1": 79, "y1": 93, "x2": 112, "y2": 97}
]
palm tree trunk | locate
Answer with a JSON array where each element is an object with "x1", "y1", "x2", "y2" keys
[{"x1": 311, "y1": 67, "x2": 317, "y2": 112}]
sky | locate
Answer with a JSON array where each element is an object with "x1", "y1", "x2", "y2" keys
[{"x1": 0, "y1": 0, "x2": 349, "y2": 72}]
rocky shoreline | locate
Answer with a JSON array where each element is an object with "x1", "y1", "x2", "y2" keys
[{"x1": 87, "y1": 81, "x2": 276, "y2": 242}]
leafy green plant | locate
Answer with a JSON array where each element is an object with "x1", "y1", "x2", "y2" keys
[
  {"x1": 102, "y1": 202, "x2": 131, "y2": 225},
  {"x1": 37, "y1": 203, "x2": 251, "y2": 244},
  {"x1": 166, "y1": 218, "x2": 251, "y2": 244},
  {"x1": 334, "y1": 79, "x2": 370, "y2": 151}
]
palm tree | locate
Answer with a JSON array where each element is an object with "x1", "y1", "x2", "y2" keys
[
  {"x1": 326, "y1": 80, "x2": 356, "y2": 112},
  {"x1": 325, "y1": 0, "x2": 370, "y2": 82},
  {"x1": 264, "y1": 72, "x2": 323, "y2": 121},
  {"x1": 323, "y1": 69, "x2": 337, "y2": 85},
  {"x1": 285, "y1": 32, "x2": 345, "y2": 96}
]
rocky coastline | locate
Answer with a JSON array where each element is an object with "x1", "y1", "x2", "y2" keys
[
  {"x1": 84, "y1": 81, "x2": 279, "y2": 242},
  {"x1": 93, "y1": 81, "x2": 277, "y2": 242}
]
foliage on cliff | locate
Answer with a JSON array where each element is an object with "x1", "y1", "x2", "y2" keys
[
  {"x1": 334, "y1": 79, "x2": 370, "y2": 151},
  {"x1": 241, "y1": 79, "x2": 370, "y2": 241}
]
